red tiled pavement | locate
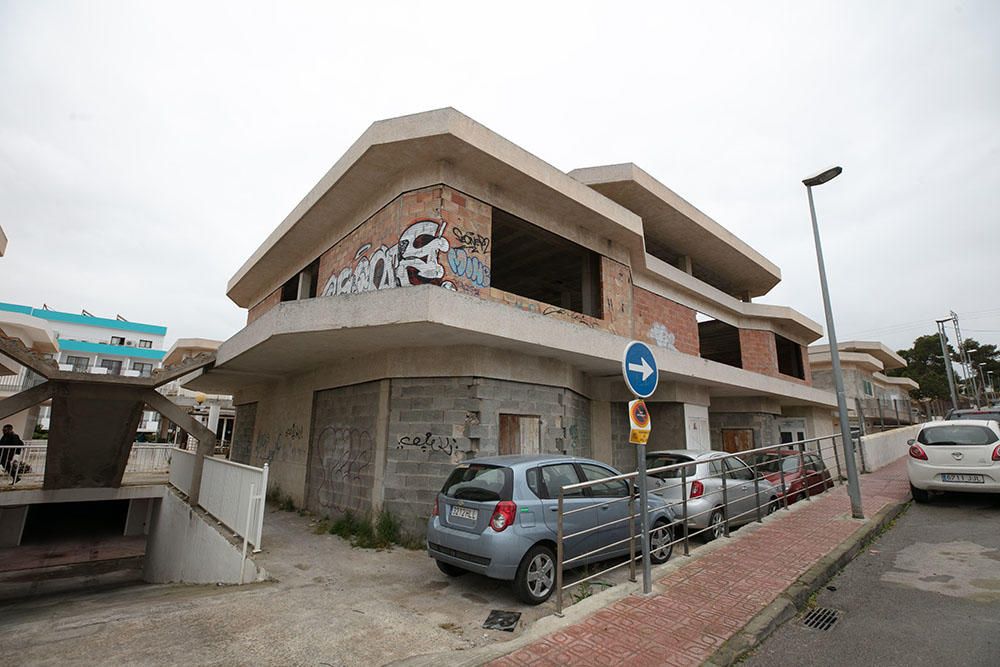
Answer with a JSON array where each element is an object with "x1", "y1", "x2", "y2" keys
[{"x1": 488, "y1": 459, "x2": 910, "y2": 667}]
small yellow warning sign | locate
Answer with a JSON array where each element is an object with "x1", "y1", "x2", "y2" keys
[{"x1": 628, "y1": 399, "x2": 651, "y2": 445}]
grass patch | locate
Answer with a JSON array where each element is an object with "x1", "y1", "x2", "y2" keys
[
  {"x1": 326, "y1": 509, "x2": 421, "y2": 551},
  {"x1": 266, "y1": 486, "x2": 297, "y2": 512}
]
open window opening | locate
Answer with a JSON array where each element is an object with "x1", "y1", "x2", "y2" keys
[
  {"x1": 697, "y1": 313, "x2": 742, "y2": 368},
  {"x1": 280, "y1": 259, "x2": 320, "y2": 302},
  {"x1": 775, "y1": 334, "x2": 805, "y2": 379},
  {"x1": 491, "y1": 209, "x2": 602, "y2": 318}
]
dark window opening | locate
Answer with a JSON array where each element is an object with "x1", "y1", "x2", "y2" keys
[
  {"x1": 491, "y1": 209, "x2": 602, "y2": 318},
  {"x1": 775, "y1": 334, "x2": 805, "y2": 379},
  {"x1": 698, "y1": 318, "x2": 742, "y2": 368},
  {"x1": 280, "y1": 275, "x2": 298, "y2": 302},
  {"x1": 280, "y1": 259, "x2": 320, "y2": 302}
]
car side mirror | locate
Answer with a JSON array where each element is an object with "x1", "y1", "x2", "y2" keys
[{"x1": 906, "y1": 439, "x2": 915, "y2": 446}]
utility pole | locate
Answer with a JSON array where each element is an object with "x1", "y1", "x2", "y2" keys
[
  {"x1": 936, "y1": 318, "x2": 960, "y2": 413},
  {"x1": 951, "y1": 311, "x2": 979, "y2": 408}
]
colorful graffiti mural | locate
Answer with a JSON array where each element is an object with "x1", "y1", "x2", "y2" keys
[{"x1": 322, "y1": 219, "x2": 456, "y2": 297}]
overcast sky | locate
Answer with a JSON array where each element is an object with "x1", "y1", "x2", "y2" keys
[{"x1": 1, "y1": 1, "x2": 998, "y2": 356}]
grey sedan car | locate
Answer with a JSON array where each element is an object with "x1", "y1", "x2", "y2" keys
[
  {"x1": 426, "y1": 454, "x2": 678, "y2": 604},
  {"x1": 646, "y1": 449, "x2": 780, "y2": 541}
]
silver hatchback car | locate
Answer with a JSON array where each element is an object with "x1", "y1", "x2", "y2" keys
[
  {"x1": 426, "y1": 454, "x2": 678, "y2": 604},
  {"x1": 646, "y1": 449, "x2": 780, "y2": 541}
]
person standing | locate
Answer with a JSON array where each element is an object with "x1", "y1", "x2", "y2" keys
[{"x1": 0, "y1": 424, "x2": 25, "y2": 482}]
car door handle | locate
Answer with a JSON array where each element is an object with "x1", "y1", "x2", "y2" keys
[
  {"x1": 599, "y1": 504, "x2": 610, "y2": 510},
  {"x1": 549, "y1": 507, "x2": 558, "y2": 512}
]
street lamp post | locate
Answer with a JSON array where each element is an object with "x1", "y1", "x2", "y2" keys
[{"x1": 803, "y1": 166, "x2": 864, "y2": 519}]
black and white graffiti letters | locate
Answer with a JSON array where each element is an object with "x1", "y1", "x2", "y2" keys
[
  {"x1": 322, "y1": 219, "x2": 455, "y2": 297},
  {"x1": 312, "y1": 426, "x2": 374, "y2": 512},
  {"x1": 396, "y1": 433, "x2": 458, "y2": 457},
  {"x1": 451, "y1": 227, "x2": 490, "y2": 254},
  {"x1": 283, "y1": 423, "x2": 304, "y2": 440}
]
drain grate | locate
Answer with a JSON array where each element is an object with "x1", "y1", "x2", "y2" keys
[{"x1": 801, "y1": 607, "x2": 841, "y2": 631}]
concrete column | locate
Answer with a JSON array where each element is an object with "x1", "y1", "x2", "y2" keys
[
  {"x1": 0, "y1": 505, "x2": 28, "y2": 547},
  {"x1": 208, "y1": 404, "x2": 221, "y2": 434},
  {"x1": 370, "y1": 379, "x2": 392, "y2": 514},
  {"x1": 590, "y1": 400, "x2": 612, "y2": 465}
]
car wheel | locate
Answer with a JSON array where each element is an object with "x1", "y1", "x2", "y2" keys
[
  {"x1": 436, "y1": 560, "x2": 467, "y2": 577},
  {"x1": 765, "y1": 497, "x2": 778, "y2": 515},
  {"x1": 649, "y1": 520, "x2": 674, "y2": 564},
  {"x1": 704, "y1": 508, "x2": 726, "y2": 542},
  {"x1": 513, "y1": 544, "x2": 556, "y2": 605},
  {"x1": 910, "y1": 484, "x2": 930, "y2": 504}
]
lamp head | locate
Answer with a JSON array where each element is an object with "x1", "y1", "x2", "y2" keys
[{"x1": 803, "y1": 166, "x2": 843, "y2": 187}]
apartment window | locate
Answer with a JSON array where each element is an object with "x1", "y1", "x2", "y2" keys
[
  {"x1": 100, "y1": 359, "x2": 123, "y2": 375},
  {"x1": 65, "y1": 355, "x2": 90, "y2": 372},
  {"x1": 110, "y1": 336, "x2": 126, "y2": 346},
  {"x1": 132, "y1": 361, "x2": 153, "y2": 377},
  {"x1": 280, "y1": 259, "x2": 320, "y2": 302},
  {"x1": 138, "y1": 339, "x2": 152, "y2": 349},
  {"x1": 490, "y1": 209, "x2": 602, "y2": 318},
  {"x1": 775, "y1": 334, "x2": 805, "y2": 379},
  {"x1": 863, "y1": 380, "x2": 874, "y2": 397}
]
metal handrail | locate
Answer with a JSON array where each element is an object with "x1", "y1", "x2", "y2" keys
[{"x1": 553, "y1": 432, "x2": 852, "y2": 614}]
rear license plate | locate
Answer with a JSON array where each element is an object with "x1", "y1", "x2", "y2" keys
[
  {"x1": 942, "y1": 474, "x2": 984, "y2": 483},
  {"x1": 450, "y1": 506, "x2": 478, "y2": 521}
]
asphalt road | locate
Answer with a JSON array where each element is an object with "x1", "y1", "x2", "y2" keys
[{"x1": 746, "y1": 490, "x2": 1000, "y2": 667}]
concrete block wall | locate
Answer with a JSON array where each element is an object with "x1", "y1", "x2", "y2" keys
[
  {"x1": 708, "y1": 411, "x2": 780, "y2": 452},
  {"x1": 230, "y1": 402, "x2": 257, "y2": 464},
  {"x1": 632, "y1": 287, "x2": 700, "y2": 355},
  {"x1": 307, "y1": 382, "x2": 381, "y2": 518}
]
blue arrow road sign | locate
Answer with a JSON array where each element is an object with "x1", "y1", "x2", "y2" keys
[{"x1": 622, "y1": 340, "x2": 659, "y2": 398}]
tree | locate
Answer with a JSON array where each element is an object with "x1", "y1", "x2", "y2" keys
[{"x1": 889, "y1": 333, "x2": 955, "y2": 401}]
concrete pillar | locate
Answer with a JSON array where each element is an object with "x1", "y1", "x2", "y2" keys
[
  {"x1": 208, "y1": 404, "x2": 221, "y2": 434},
  {"x1": 0, "y1": 505, "x2": 28, "y2": 547},
  {"x1": 370, "y1": 379, "x2": 392, "y2": 514}
]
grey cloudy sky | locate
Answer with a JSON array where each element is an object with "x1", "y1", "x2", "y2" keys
[{"x1": 1, "y1": 1, "x2": 998, "y2": 354}]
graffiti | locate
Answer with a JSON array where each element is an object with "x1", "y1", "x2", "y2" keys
[
  {"x1": 541, "y1": 306, "x2": 597, "y2": 328},
  {"x1": 311, "y1": 426, "x2": 374, "y2": 512},
  {"x1": 447, "y1": 248, "x2": 491, "y2": 288},
  {"x1": 451, "y1": 227, "x2": 490, "y2": 254},
  {"x1": 256, "y1": 432, "x2": 286, "y2": 464},
  {"x1": 322, "y1": 219, "x2": 455, "y2": 297},
  {"x1": 649, "y1": 322, "x2": 678, "y2": 351},
  {"x1": 283, "y1": 423, "x2": 304, "y2": 440},
  {"x1": 396, "y1": 433, "x2": 458, "y2": 457}
]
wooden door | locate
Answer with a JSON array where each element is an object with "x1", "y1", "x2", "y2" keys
[
  {"x1": 499, "y1": 414, "x2": 541, "y2": 455},
  {"x1": 722, "y1": 428, "x2": 754, "y2": 453}
]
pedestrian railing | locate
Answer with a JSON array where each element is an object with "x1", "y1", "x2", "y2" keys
[
  {"x1": 0, "y1": 442, "x2": 173, "y2": 486},
  {"x1": 553, "y1": 433, "x2": 860, "y2": 614}
]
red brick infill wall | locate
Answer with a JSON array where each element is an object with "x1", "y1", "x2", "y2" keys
[
  {"x1": 740, "y1": 328, "x2": 779, "y2": 376},
  {"x1": 632, "y1": 287, "x2": 700, "y2": 356}
]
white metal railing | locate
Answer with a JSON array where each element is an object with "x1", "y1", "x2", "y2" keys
[
  {"x1": 168, "y1": 448, "x2": 267, "y2": 551},
  {"x1": 0, "y1": 442, "x2": 172, "y2": 485}
]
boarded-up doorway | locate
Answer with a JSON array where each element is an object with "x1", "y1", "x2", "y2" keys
[
  {"x1": 499, "y1": 414, "x2": 541, "y2": 456},
  {"x1": 722, "y1": 428, "x2": 754, "y2": 453}
]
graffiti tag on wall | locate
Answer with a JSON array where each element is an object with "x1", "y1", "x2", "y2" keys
[
  {"x1": 452, "y1": 227, "x2": 489, "y2": 254},
  {"x1": 311, "y1": 426, "x2": 374, "y2": 512},
  {"x1": 322, "y1": 219, "x2": 456, "y2": 297},
  {"x1": 447, "y1": 248, "x2": 490, "y2": 288},
  {"x1": 396, "y1": 433, "x2": 458, "y2": 457}
]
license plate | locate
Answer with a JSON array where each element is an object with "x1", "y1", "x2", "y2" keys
[
  {"x1": 942, "y1": 474, "x2": 984, "y2": 483},
  {"x1": 450, "y1": 506, "x2": 478, "y2": 521}
]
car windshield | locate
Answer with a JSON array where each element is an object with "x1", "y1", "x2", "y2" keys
[
  {"x1": 441, "y1": 464, "x2": 512, "y2": 501},
  {"x1": 749, "y1": 453, "x2": 799, "y2": 474},
  {"x1": 646, "y1": 455, "x2": 697, "y2": 479},
  {"x1": 917, "y1": 425, "x2": 999, "y2": 446}
]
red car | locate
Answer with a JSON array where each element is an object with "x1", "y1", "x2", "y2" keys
[{"x1": 747, "y1": 450, "x2": 834, "y2": 505}]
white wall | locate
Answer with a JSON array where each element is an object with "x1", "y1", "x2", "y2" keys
[
  {"x1": 143, "y1": 490, "x2": 265, "y2": 585},
  {"x1": 860, "y1": 424, "x2": 922, "y2": 473}
]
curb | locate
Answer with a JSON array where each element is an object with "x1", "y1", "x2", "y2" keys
[{"x1": 705, "y1": 498, "x2": 910, "y2": 666}]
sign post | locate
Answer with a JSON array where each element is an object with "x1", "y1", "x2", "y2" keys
[{"x1": 622, "y1": 341, "x2": 658, "y2": 595}]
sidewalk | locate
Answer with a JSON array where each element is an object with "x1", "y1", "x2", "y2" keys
[{"x1": 487, "y1": 458, "x2": 911, "y2": 667}]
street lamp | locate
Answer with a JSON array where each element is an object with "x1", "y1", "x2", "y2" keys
[{"x1": 803, "y1": 166, "x2": 864, "y2": 519}]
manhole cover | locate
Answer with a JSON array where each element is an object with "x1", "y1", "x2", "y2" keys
[{"x1": 801, "y1": 607, "x2": 841, "y2": 631}]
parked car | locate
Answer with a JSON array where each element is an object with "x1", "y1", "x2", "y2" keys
[
  {"x1": 426, "y1": 455, "x2": 679, "y2": 604},
  {"x1": 907, "y1": 420, "x2": 1000, "y2": 502},
  {"x1": 746, "y1": 449, "x2": 834, "y2": 505},
  {"x1": 645, "y1": 449, "x2": 779, "y2": 541},
  {"x1": 944, "y1": 408, "x2": 1000, "y2": 422}
]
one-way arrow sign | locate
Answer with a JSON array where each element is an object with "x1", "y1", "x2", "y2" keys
[{"x1": 622, "y1": 341, "x2": 658, "y2": 398}]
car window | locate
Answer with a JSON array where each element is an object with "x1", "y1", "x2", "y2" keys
[
  {"x1": 646, "y1": 454, "x2": 697, "y2": 479},
  {"x1": 441, "y1": 464, "x2": 512, "y2": 501},
  {"x1": 807, "y1": 455, "x2": 825, "y2": 472},
  {"x1": 578, "y1": 463, "x2": 629, "y2": 498},
  {"x1": 918, "y1": 425, "x2": 999, "y2": 446},
  {"x1": 707, "y1": 459, "x2": 725, "y2": 479},
  {"x1": 540, "y1": 463, "x2": 585, "y2": 499},
  {"x1": 526, "y1": 467, "x2": 543, "y2": 498},
  {"x1": 947, "y1": 411, "x2": 1000, "y2": 422},
  {"x1": 724, "y1": 458, "x2": 755, "y2": 480},
  {"x1": 749, "y1": 453, "x2": 798, "y2": 475}
]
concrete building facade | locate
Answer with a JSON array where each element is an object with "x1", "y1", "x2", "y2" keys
[
  {"x1": 809, "y1": 340, "x2": 920, "y2": 432},
  {"x1": 191, "y1": 109, "x2": 837, "y2": 535}
]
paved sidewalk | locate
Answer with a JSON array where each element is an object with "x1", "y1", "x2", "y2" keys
[{"x1": 488, "y1": 459, "x2": 911, "y2": 667}]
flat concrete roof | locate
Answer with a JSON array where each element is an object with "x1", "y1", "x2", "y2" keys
[
  {"x1": 809, "y1": 340, "x2": 906, "y2": 371},
  {"x1": 569, "y1": 163, "x2": 781, "y2": 298},
  {"x1": 163, "y1": 338, "x2": 222, "y2": 367},
  {"x1": 192, "y1": 286, "x2": 836, "y2": 410},
  {"x1": 227, "y1": 108, "x2": 645, "y2": 308}
]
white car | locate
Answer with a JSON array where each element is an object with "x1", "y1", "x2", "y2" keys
[{"x1": 907, "y1": 420, "x2": 1000, "y2": 502}]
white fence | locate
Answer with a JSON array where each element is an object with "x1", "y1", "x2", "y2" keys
[
  {"x1": 860, "y1": 424, "x2": 923, "y2": 472},
  {"x1": 168, "y1": 448, "x2": 268, "y2": 551},
  {"x1": 1, "y1": 442, "x2": 173, "y2": 484}
]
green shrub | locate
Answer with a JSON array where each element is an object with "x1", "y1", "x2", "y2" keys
[{"x1": 325, "y1": 509, "x2": 416, "y2": 551}]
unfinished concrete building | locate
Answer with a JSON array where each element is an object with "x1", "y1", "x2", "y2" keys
[{"x1": 189, "y1": 108, "x2": 837, "y2": 535}]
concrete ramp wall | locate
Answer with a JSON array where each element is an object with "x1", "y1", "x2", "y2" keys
[
  {"x1": 143, "y1": 488, "x2": 266, "y2": 585},
  {"x1": 860, "y1": 424, "x2": 922, "y2": 472}
]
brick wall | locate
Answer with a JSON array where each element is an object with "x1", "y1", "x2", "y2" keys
[
  {"x1": 740, "y1": 328, "x2": 779, "y2": 376},
  {"x1": 247, "y1": 288, "x2": 280, "y2": 324},
  {"x1": 632, "y1": 287, "x2": 700, "y2": 356}
]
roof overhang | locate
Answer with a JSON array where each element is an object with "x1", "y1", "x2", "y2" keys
[
  {"x1": 810, "y1": 341, "x2": 905, "y2": 370},
  {"x1": 191, "y1": 286, "x2": 836, "y2": 410},
  {"x1": 227, "y1": 108, "x2": 645, "y2": 308},
  {"x1": 808, "y1": 350, "x2": 884, "y2": 373},
  {"x1": 162, "y1": 338, "x2": 222, "y2": 367},
  {"x1": 876, "y1": 374, "x2": 919, "y2": 390},
  {"x1": 569, "y1": 163, "x2": 781, "y2": 298},
  {"x1": 0, "y1": 311, "x2": 59, "y2": 354}
]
